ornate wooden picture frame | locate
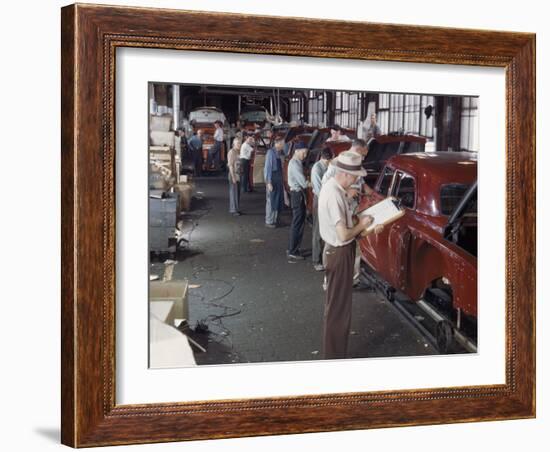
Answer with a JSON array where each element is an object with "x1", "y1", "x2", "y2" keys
[{"x1": 61, "y1": 3, "x2": 535, "y2": 447}]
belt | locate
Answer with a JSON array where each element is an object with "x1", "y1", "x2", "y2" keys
[{"x1": 325, "y1": 241, "x2": 354, "y2": 251}]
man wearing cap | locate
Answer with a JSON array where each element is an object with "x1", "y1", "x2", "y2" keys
[
  {"x1": 321, "y1": 138, "x2": 373, "y2": 286},
  {"x1": 318, "y1": 151, "x2": 383, "y2": 359},
  {"x1": 287, "y1": 141, "x2": 309, "y2": 261}
]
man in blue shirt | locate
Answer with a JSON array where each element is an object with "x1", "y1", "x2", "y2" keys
[
  {"x1": 310, "y1": 147, "x2": 334, "y2": 270},
  {"x1": 188, "y1": 129, "x2": 204, "y2": 177},
  {"x1": 287, "y1": 142, "x2": 309, "y2": 261},
  {"x1": 264, "y1": 138, "x2": 285, "y2": 228}
]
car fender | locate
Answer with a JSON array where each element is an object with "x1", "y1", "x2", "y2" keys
[{"x1": 405, "y1": 236, "x2": 447, "y2": 300}]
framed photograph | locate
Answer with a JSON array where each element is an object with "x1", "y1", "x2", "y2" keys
[{"x1": 61, "y1": 3, "x2": 535, "y2": 447}]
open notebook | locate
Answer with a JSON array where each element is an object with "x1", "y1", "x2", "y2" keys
[{"x1": 357, "y1": 196, "x2": 405, "y2": 233}]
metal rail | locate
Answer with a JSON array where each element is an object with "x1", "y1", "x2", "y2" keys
[{"x1": 359, "y1": 264, "x2": 477, "y2": 354}]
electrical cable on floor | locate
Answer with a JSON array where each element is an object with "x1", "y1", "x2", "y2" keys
[
  {"x1": 187, "y1": 264, "x2": 242, "y2": 353},
  {"x1": 182, "y1": 201, "x2": 213, "y2": 244},
  {"x1": 180, "y1": 194, "x2": 244, "y2": 359}
]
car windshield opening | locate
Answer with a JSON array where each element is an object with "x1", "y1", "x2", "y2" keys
[
  {"x1": 440, "y1": 184, "x2": 475, "y2": 215},
  {"x1": 442, "y1": 184, "x2": 477, "y2": 257}
]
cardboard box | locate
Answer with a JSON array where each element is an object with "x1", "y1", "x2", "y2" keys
[
  {"x1": 150, "y1": 145, "x2": 171, "y2": 152},
  {"x1": 150, "y1": 280, "x2": 189, "y2": 323},
  {"x1": 150, "y1": 130, "x2": 175, "y2": 146},
  {"x1": 150, "y1": 115, "x2": 172, "y2": 131},
  {"x1": 149, "y1": 313, "x2": 196, "y2": 368}
]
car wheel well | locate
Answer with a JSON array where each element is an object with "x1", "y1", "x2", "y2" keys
[{"x1": 423, "y1": 277, "x2": 454, "y2": 314}]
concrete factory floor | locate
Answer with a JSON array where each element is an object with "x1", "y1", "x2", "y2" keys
[{"x1": 150, "y1": 175, "x2": 437, "y2": 365}]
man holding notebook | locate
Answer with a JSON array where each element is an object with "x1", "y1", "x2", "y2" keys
[{"x1": 318, "y1": 151, "x2": 384, "y2": 359}]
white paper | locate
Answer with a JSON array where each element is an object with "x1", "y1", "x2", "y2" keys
[{"x1": 359, "y1": 197, "x2": 404, "y2": 232}]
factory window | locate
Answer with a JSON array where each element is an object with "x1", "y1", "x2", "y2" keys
[
  {"x1": 307, "y1": 91, "x2": 326, "y2": 127},
  {"x1": 332, "y1": 91, "x2": 360, "y2": 129},
  {"x1": 403, "y1": 95, "x2": 421, "y2": 134},
  {"x1": 460, "y1": 97, "x2": 479, "y2": 152},
  {"x1": 377, "y1": 93, "x2": 390, "y2": 134},
  {"x1": 389, "y1": 94, "x2": 404, "y2": 133},
  {"x1": 290, "y1": 97, "x2": 302, "y2": 123},
  {"x1": 348, "y1": 93, "x2": 359, "y2": 131},
  {"x1": 341, "y1": 92, "x2": 349, "y2": 128},
  {"x1": 334, "y1": 91, "x2": 343, "y2": 127},
  {"x1": 420, "y1": 95, "x2": 435, "y2": 138},
  {"x1": 377, "y1": 93, "x2": 435, "y2": 138}
]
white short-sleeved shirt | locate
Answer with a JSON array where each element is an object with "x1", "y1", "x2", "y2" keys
[
  {"x1": 214, "y1": 128, "x2": 224, "y2": 142},
  {"x1": 240, "y1": 142, "x2": 253, "y2": 160},
  {"x1": 318, "y1": 177, "x2": 354, "y2": 247}
]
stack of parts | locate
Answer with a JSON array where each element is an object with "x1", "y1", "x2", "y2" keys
[
  {"x1": 149, "y1": 164, "x2": 170, "y2": 190},
  {"x1": 149, "y1": 114, "x2": 175, "y2": 147},
  {"x1": 150, "y1": 113, "x2": 181, "y2": 181},
  {"x1": 149, "y1": 191, "x2": 179, "y2": 253},
  {"x1": 150, "y1": 146, "x2": 180, "y2": 184}
]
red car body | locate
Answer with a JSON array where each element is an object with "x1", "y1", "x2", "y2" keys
[{"x1": 358, "y1": 152, "x2": 478, "y2": 320}]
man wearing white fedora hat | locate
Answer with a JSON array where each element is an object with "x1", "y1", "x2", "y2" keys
[{"x1": 318, "y1": 151, "x2": 384, "y2": 359}]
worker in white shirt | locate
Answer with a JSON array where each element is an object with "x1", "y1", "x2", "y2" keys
[
  {"x1": 310, "y1": 147, "x2": 334, "y2": 271},
  {"x1": 208, "y1": 120, "x2": 224, "y2": 170},
  {"x1": 318, "y1": 151, "x2": 384, "y2": 359},
  {"x1": 321, "y1": 138, "x2": 372, "y2": 287},
  {"x1": 239, "y1": 135, "x2": 255, "y2": 193}
]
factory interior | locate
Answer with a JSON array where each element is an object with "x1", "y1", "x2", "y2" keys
[{"x1": 147, "y1": 83, "x2": 479, "y2": 368}]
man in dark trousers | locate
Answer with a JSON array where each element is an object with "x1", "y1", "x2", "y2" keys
[
  {"x1": 286, "y1": 142, "x2": 309, "y2": 262},
  {"x1": 310, "y1": 147, "x2": 334, "y2": 271},
  {"x1": 318, "y1": 151, "x2": 384, "y2": 359},
  {"x1": 188, "y1": 129, "x2": 204, "y2": 177},
  {"x1": 209, "y1": 120, "x2": 224, "y2": 170},
  {"x1": 264, "y1": 138, "x2": 285, "y2": 228},
  {"x1": 239, "y1": 135, "x2": 255, "y2": 193}
]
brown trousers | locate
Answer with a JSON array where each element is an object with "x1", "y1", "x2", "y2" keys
[{"x1": 322, "y1": 242, "x2": 355, "y2": 359}]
